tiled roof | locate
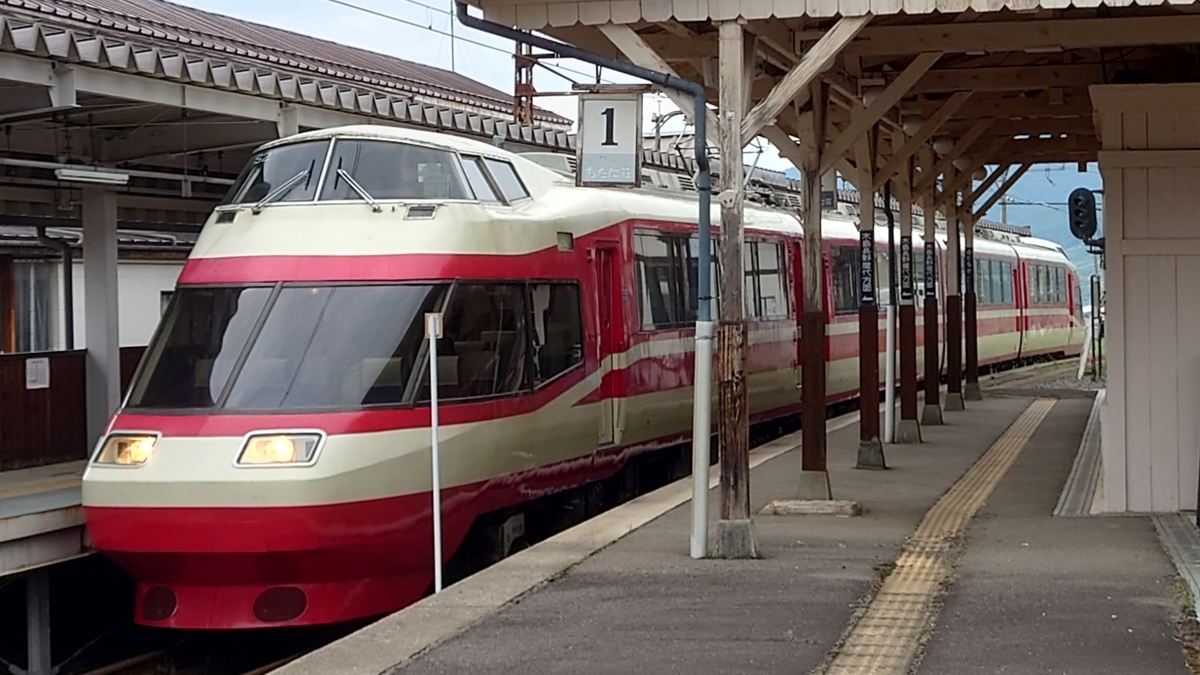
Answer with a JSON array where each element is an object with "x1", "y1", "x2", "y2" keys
[{"x1": 5, "y1": 0, "x2": 570, "y2": 125}]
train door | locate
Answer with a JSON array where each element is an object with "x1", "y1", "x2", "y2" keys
[
  {"x1": 1014, "y1": 261, "x2": 1026, "y2": 357},
  {"x1": 792, "y1": 240, "x2": 804, "y2": 390},
  {"x1": 595, "y1": 242, "x2": 623, "y2": 447}
]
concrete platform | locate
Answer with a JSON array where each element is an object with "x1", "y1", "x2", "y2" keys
[
  {"x1": 279, "y1": 391, "x2": 1193, "y2": 675},
  {"x1": 0, "y1": 460, "x2": 88, "y2": 577}
]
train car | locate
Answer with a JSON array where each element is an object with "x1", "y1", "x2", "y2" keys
[{"x1": 82, "y1": 125, "x2": 1083, "y2": 630}]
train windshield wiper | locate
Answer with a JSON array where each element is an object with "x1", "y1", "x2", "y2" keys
[
  {"x1": 336, "y1": 169, "x2": 383, "y2": 212},
  {"x1": 250, "y1": 170, "x2": 310, "y2": 214}
]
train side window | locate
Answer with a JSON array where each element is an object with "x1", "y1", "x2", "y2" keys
[
  {"x1": 1002, "y1": 262, "x2": 1013, "y2": 304},
  {"x1": 424, "y1": 283, "x2": 532, "y2": 401},
  {"x1": 832, "y1": 246, "x2": 860, "y2": 315},
  {"x1": 876, "y1": 248, "x2": 891, "y2": 307},
  {"x1": 529, "y1": 283, "x2": 584, "y2": 384},
  {"x1": 461, "y1": 156, "x2": 502, "y2": 204},
  {"x1": 913, "y1": 248, "x2": 925, "y2": 307},
  {"x1": 635, "y1": 232, "x2": 681, "y2": 329},
  {"x1": 483, "y1": 159, "x2": 530, "y2": 203},
  {"x1": 974, "y1": 258, "x2": 988, "y2": 304},
  {"x1": 757, "y1": 241, "x2": 789, "y2": 319},
  {"x1": 686, "y1": 235, "x2": 720, "y2": 321},
  {"x1": 1057, "y1": 268, "x2": 1067, "y2": 304}
]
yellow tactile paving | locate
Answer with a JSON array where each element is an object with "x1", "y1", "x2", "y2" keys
[{"x1": 824, "y1": 398, "x2": 1056, "y2": 675}]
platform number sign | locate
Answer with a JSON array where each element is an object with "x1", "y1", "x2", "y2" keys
[{"x1": 577, "y1": 93, "x2": 642, "y2": 187}]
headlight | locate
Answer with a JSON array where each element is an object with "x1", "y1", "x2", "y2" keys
[
  {"x1": 237, "y1": 433, "x2": 322, "y2": 466},
  {"x1": 94, "y1": 435, "x2": 157, "y2": 466}
]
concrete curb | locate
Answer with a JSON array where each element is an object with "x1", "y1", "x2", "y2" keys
[
  {"x1": 277, "y1": 414, "x2": 862, "y2": 675},
  {"x1": 1152, "y1": 513, "x2": 1200, "y2": 621},
  {"x1": 1054, "y1": 389, "x2": 1103, "y2": 517}
]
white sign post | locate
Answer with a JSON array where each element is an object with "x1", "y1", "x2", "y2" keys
[
  {"x1": 425, "y1": 312, "x2": 444, "y2": 594},
  {"x1": 576, "y1": 92, "x2": 643, "y2": 187}
]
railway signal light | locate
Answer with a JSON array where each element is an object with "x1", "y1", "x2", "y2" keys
[{"x1": 1068, "y1": 187, "x2": 1098, "y2": 241}]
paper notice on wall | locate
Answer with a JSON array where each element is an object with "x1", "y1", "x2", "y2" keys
[{"x1": 25, "y1": 357, "x2": 49, "y2": 390}]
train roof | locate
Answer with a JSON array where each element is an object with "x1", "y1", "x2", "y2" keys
[{"x1": 244, "y1": 125, "x2": 1076, "y2": 271}]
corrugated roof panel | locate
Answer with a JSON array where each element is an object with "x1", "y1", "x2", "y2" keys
[{"x1": 7, "y1": 0, "x2": 570, "y2": 124}]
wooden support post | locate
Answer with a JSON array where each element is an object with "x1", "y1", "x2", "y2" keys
[
  {"x1": 715, "y1": 20, "x2": 757, "y2": 559},
  {"x1": 855, "y1": 128, "x2": 886, "y2": 470},
  {"x1": 0, "y1": 255, "x2": 15, "y2": 353},
  {"x1": 945, "y1": 174, "x2": 965, "y2": 412},
  {"x1": 920, "y1": 147, "x2": 944, "y2": 425},
  {"x1": 963, "y1": 205, "x2": 982, "y2": 401},
  {"x1": 799, "y1": 81, "x2": 831, "y2": 499},
  {"x1": 895, "y1": 136, "x2": 921, "y2": 443}
]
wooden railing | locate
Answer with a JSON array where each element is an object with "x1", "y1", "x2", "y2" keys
[{"x1": 0, "y1": 347, "x2": 146, "y2": 471}]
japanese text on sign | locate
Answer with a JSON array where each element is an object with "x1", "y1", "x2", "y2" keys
[
  {"x1": 859, "y1": 231, "x2": 876, "y2": 306},
  {"x1": 900, "y1": 238, "x2": 914, "y2": 302},
  {"x1": 964, "y1": 248, "x2": 975, "y2": 294},
  {"x1": 924, "y1": 242, "x2": 937, "y2": 297}
]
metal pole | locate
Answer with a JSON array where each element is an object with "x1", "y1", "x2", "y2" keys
[
  {"x1": 428, "y1": 315, "x2": 443, "y2": 594},
  {"x1": 454, "y1": 4, "x2": 714, "y2": 557},
  {"x1": 884, "y1": 182, "x2": 896, "y2": 443}
]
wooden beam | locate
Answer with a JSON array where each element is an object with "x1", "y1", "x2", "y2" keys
[
  {"x1": 904, "y1": 90, "x2": 1091, "y2": 120},
  {"x1": 961, "y1": 163, "x2": 1010, "y2": 214},
  {"x1": 598, "y1": 24, "x2": 719, "y2": 132},
  {"x1": 741, "y1": 15, "x2": 871, "y2": 146},
  {"x1": 903, "y1": 64, "x2": 1106, "y2": 95},
  {"x1": 818, "y1": 52, "x2": 943, "y2": 175},
  {"x1": 799, "y1": 79, "x2": 829, "y2": 487},
  {"x1": 843, "y1": 15, "x2": 1200, "y2": 57},
  {"x1": 973, "y1": 164, "x2": 1031, "y2": 221},
  {"x1": 873, "y1": 91, "x2": 971, "y2": 191},
  {"x1": 912, "y1": 118, "x2": 995, "y2": 194},
  {"x1": 934, "y1": 137, "x2": 1008, "y2": 211}
]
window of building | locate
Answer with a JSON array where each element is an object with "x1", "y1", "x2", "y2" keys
[
  {"x1": 529, "y1": 282, "x2": 584, "y2": 384},
  {"x1": 14, "y1": 262, "x2": 55, "y2": 353},
  {"x1": 320, "y1": 139, "x2": 471, "y2": 202},
  {"x1": 483, "y1": 158, "x2": 530, "y2": 203},
  {"x1": 832, "y1": 246, "x2": 860, "y2": 315},
  {"x1": 160, "y1": 290, "x2": 174, "y2": 316}
]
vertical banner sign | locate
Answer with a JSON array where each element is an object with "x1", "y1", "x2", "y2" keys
[
  {"x1": 859, "y1": 231, "x2": 876, "y2": 306},
  {"x1": 964, "y1": 248, "x2": 975, "y2": 295},
  {"x1": 425, "y1": 312, "x2": 444, "y2": 594},
  {"x1": 577, "y1": 92, "x2": 642, "y2": 187},
  {"x1": 900, "y1": 238, "x2": 914, "y2": 302},
  {"x1": 924, "y1": 242, "x2": 937, "y2": 298}
]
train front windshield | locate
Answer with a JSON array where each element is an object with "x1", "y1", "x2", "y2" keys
[{"x1": 127, "y1": 284, "x2": 449, "y2": 411}]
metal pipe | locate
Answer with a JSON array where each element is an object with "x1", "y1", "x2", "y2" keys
[
  {"x1": 36, "y1": 225, "x2": 74, "y2": 350},
  {"x1": 454, "y1": 3, "x2": 715, "y2": 557},
  {"x1": 883, "y1": 182, "x2": 896, "y2": 443}
]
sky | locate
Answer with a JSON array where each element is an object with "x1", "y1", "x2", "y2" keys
[{"x1": 170, "y1": 0, "x2": 1103, "y2": 258}]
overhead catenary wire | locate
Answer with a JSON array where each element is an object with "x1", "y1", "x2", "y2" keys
[{"x1": 320, "y1": 0, "x2": 615, "y2": 85}]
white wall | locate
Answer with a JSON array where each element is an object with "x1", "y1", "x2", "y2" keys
[
  {"x1": 1094, "y1": 82, "x2": 1200, "y2": 513},
  {"x1": 59, "y1": 260, "x2": 183, "y2": 349}
]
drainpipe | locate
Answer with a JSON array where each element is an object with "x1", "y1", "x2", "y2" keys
[
  {"x1": 36, "y1": 226, "x2": 74, "y2": 350},
  {"x1": 455, "y1": 3, "x2": 715, "y2": 558}
]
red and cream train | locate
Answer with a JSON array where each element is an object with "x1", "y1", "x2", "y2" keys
[{"x1": 82, "y1": 126, "x2": 1084, "y2": 629}]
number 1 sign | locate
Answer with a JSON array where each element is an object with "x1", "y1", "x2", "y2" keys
[{"x1": 577, "y1": 92, "x2": 642, "y2": 187}]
